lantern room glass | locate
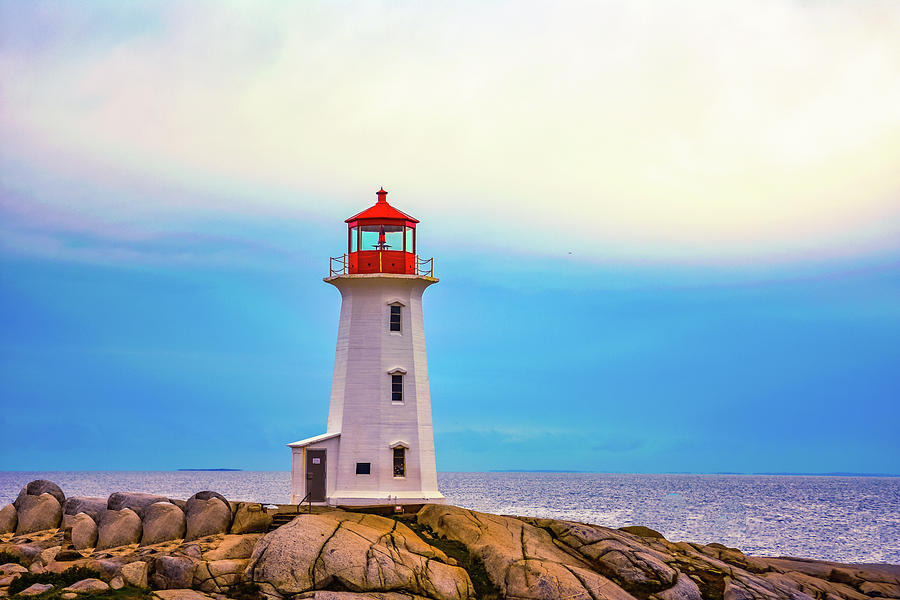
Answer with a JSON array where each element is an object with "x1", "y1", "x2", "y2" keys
[{"x1": 356, "y1": 224, "x2": 412, "y2": 252}]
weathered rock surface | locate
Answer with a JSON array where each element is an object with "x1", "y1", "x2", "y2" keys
[
  {"x1": 185, "y1": 497, "x2": 231, "y2": 541},
  {"x1": 419, "y1": 505, "x2": 635, "y2": 600},
  {"x1": 152, "y1": 555, "x2": 199, "y2": 590},
  {"x1": 97, "y1": 508, "x2": 142, "y2": 549},
  {"x1": 14, "y1": 481, "x2": 66, "y2": 509},
  {"x1": 246, "y1": 511, "x2": 475, "y2": 600},
  {"x1": 417, "y1": 505, "x2": 900, "y2": 600},
  {"x1": 63, "y1": 577, "x2": 111, "y2": 592},
  {"x1": 203, "y1": 534, "x2": 263, "y2": 561},
  {"x1": 230, "y1": 502, "x2": 272, "y2": 534},
  {"x1": 153, "y1": 589, "x2": 212, "y2": 600},
  {"x1": 143, "y1": 502, "x2": 187, "y2": 545},
  {"x1": 108, "y1": 492, "x2": 172, "y2": 518},
  {"x1": 193, "y1": 558, "x2": 248, "y2": 593},
  {"x1": 295, "y1": 594, "x2": 433, "y2": 600},
  {"x1": 186, "y1": 492, "x2": 230, "y2": 515},
  {"x1": 121, "y1": 560, "x2": 150, "y2": 588},
  {"x1": 0, "y1": 505, "x2": 16, "y2": 534},
  {"x1": 15, "y1": 493, "x2": 62, "y2": 535},
  {"x1": 62, "y1": 497, "x2": 108, "y2": 523},
  {"x1": 70, "y1": 512, "x2": 99, "y2": 550},
  {"x1": 19, "y1": 583, "x2": 54, "y2": 595},
  {"x1": 3, "y1": 483, "x2": 898, "y2": 600}
]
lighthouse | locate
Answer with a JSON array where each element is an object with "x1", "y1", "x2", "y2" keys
[{"x1": 288, "y1": 189, "x2": 445, "y2": 506}]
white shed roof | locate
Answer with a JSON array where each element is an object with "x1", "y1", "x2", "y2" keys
[{"x1": 286, "y1": 431, "x2": 341, "y2": 448}]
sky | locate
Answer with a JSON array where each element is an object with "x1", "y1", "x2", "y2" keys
[{"x1": 1, "y1": 0, "x2": 898, "y2": 474}]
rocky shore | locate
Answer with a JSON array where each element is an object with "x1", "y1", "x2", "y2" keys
[{"x1": 1, "y1": 480, "x2": 897, "y2": 600}]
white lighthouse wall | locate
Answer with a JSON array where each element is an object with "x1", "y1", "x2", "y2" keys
[{"x1": 325, "y1": 274, "x2": 444, "y2": 505}]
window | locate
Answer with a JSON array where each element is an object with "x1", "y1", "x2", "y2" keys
[
  {"x1": 349, "y1": 227, "x2": 358, "y2": 252},
  {"x1": 355, "y1": 462, "x2": 371, "y2": 475},
  {"x1": 393, "y1": 447, "x2": 406, "y2": 477},
  {"x1": 391, "y1": 374, "x2": 403, "y2": 403},
  {"x1": 390, "y1": 305, "x2": 401, "y2": 332}
]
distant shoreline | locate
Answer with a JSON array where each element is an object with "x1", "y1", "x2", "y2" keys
[{"x1": 176, "y1": 468, "x2": 243, "y2": 471}]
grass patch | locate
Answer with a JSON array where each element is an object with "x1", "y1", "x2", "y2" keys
[
  {"x1": 8, "y1": 566, "x2": 101, "y2": 595},
  {"x1": 9, "y1": 585, "x2": 152, "y2": 600},
  {"x1": 0, "y1": 550, "x2": 25, "y2": 566},
  {"x1": 228, "y1": 581, "x2": 265, "y2": 600},
  {"x1": 403, "y1": 520, "x2": 501, "y2": 600}
]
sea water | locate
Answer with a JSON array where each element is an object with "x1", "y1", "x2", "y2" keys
[{"x1": 1, "y1": 471, "x2": 897, "y2": 564}]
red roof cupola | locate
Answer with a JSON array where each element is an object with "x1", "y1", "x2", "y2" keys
[
  {"x1": 330, "y1": 188, "x2": 433, "y2": 278},
  {"x1": 344, "y1": 188, "x2": 419, "y2": 224}
]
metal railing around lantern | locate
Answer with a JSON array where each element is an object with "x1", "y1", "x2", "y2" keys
[
  {"x1": 416, "y1": 256, "x2": 434, "y2": 277},
  {"x1": 329, "y1": 254, "x2": 349, "y2": 276},
  {"x1": 328, "y1": 253, "x2": 435, "y2": 277}
]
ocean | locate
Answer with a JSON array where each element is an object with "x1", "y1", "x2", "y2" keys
[{"x1": 1, "y1": 471, "x2": 897, "y2": 565}]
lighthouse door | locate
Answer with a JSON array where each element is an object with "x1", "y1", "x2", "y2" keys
[{"x1": 306, "y1": 449, "x2": 326, "y2": 502}]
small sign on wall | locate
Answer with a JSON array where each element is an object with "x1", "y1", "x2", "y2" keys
[{"x1": 312, "y1": 458, "x2": 321, "y2": 464}]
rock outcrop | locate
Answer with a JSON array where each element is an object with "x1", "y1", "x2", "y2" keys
[
  {"x1": 231, "y1": 502, "x2": 273, "y2": 534},
  {"x1": 108, "y1": 492, "x2": 172, "y2": 518},
  {"x1": 143, "y1": 501, "x2": 187, "y2": 545},
  {"x1": 245, "y1": 511, "x2": 475, "y2": 600},
  {"x1": 14, "y1": 480, "x2": 66, "y2": 509},
  {"x1": 1, "y1": 480, "x2": 898, "y2": 600},
  {"x1": 15, "y1": 493, "x2": 62, "y2": 535},
  {"x1": 185, "y1": 494, "x2": 232, "y2": 541},
  {"x1": 69, "y1": 512, "x2": 99, "y2": 550},
  {"x1": 97, "y1": 508, "x2": 142, "y2": 549},
  {"x1": 0, "y1": 504, "x2": 16, "y2": 534},
  {"x1": 62, "y1": 497, "x2": 108, "y2": 523}
]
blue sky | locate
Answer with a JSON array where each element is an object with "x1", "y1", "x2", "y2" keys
[{"x1": 1, "y1": 1, "x2": 899, "y2": 473}]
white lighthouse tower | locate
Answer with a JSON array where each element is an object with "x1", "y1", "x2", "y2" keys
[{"x1": 288, "y1": 189, "x2": 445, "y2": 506}]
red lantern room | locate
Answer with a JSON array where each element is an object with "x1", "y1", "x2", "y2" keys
[{"x1": 329, "y1": 188, "x2": 434, "y2": 277}]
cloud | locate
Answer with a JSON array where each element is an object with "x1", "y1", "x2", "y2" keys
[{"x1": 1, "y1": 0, "x2": 899, "y2": 264}]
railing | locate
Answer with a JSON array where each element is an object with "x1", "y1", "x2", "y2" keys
[
  {"x1": 329, "y1": 254, "x2": 348, "y2": 276},
  {"x1": 296, "y1": 492, "x2": 313, "y2": 514},
  {"x1": 416, "y1": 256, "x2": 434, "y2": 277},
  {"x1": 328, "y1": 253, "x2": 435, "y2": 277}
]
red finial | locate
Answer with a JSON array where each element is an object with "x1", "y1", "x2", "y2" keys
[{"x1": 376, "y1": 188, "x2": 388, "y2": 203}]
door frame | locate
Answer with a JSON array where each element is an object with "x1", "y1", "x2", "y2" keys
[{"x1": 305, "y1": 448, "x2": 327, "y2": 502}]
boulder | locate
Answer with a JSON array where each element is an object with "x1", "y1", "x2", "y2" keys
[
  {"x1": 229, "y1": 503, "x2": 271, "y2": 534},
  {"x1": 63, "y1": 497, "x2": 108, "y2": 524},
  {"x1": 19, "y1": 583, "x2": 54, "y2": 596},
  {"x1": 97, "y1": 508, "x2": 142, "y2": 549},
  {"x1": 0, "y1": 504, "x2": 16, "y2": 534},
  {"x1": 204, "y1": 534, "x2": 264, "y2": 561},
  {"x1": 528, "y1": 517, "x2": 677, "y2": 595},
  {"x1": 121, "y1": 560, "x2": 149, "y2": 588},
  {"x1": 186, "y1": 492, "x2": 230, "y2": 515},
  {"x1": 0, "y1": 563, "x2": 29, "y2": 575},
  {"x1": 38, "y1": 546, "x2": 61, "y2": 564},
  {"x1": 151, "y1": 555, "x2": 198, "y2": 589},
  {"x1": 294, "y1": 594, "x2": 432, "y2": 600},
  {"x1": 70, "y1": 512, "x2": 99, "y2": 550},
  {"x1": 110, "y1": 575, "x2": 125, "y2": 589},
  {"x1": 418, "y1": 505, "x2": 636, "y2": 600},
  {"x1": 63, "y1": 578, "x2": 110, "y2": 592},
  {"x1": 108, "y1": 492, "x2": 172, "y2": 518},
  {"x1": 142, "y1": 502, "x2": 186, "y2": 545},
  {"x1": 153, "y1": 590, "x2": 212, "y2": 600},
  {"x1": 15, "y1": 493, "x2": 62, "y2": 534},
  {"x1": 245, "y1": 511, "x2": 474, "y2": 600},
  {"x1": 185, "y1": 498, "x2": 231, "y2": 541},
  {"x1": 193, "y1": 559, "x2": 248, "y2": 593},
  {"x1": 14, "y1": 481, "x2": 66, "y2": 509},
  {"x1": 61, "y1": 593, "x2": 78, "y2": 600}
]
